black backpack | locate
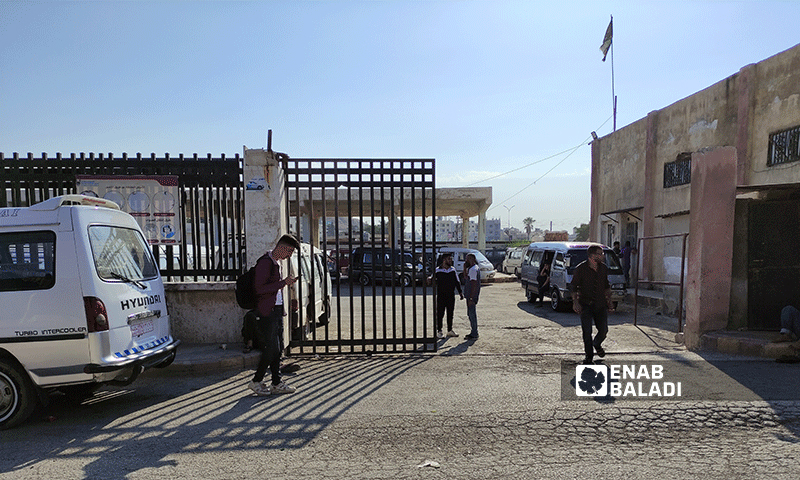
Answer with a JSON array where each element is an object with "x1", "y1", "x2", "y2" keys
[{"x1": 235, "y1": 265, "x2": 258, "y2": 310}]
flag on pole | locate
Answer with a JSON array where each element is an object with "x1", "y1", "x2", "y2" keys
[{"x1": 600, "y1": 17, "x2": 613, "y2": 62}]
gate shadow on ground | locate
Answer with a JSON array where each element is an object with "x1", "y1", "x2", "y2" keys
[{"x1": 0, "y1": 356, "x2": 430, "y2": 478}]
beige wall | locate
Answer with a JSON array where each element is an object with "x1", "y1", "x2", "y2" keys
[
  {"x1": 749, "y1": 47, "x2": 800, "y2": 185},
  {"x1": 165, "y1": 282, "x2": 242, "y2": 344},
  {"x1": 592, "y1": 42, "x2": 800, "y2": 343}
]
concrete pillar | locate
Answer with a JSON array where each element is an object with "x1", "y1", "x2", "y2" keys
[
  {"x1": 461, "y1": 215, "x2": 469, "y2": 248},
  {"x1": 244, "y1": 147, "x2": 286, "y2": 267},
  {"x1": 590, "y1": 138, "x2": 601, "y2": 242},
  {"x1": 309, "y1": 213, "x2": 320, "y2": 249},
  {"x1": 642, "y1": 110, "x2": 659, "y2": 284},
  {"x1": 477, "y1": 210, "x2": 486, "y2": 252},
  {"x1": 684, "y1": 147, "x2": 737, "y2": 349},
  {"x1": 736, "y1": 64, "x2": 755, "y2": 186}
]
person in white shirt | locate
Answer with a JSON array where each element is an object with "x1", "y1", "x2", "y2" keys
[{"x1": 463, "y1": 254, "x2": 481, "y2": 341}]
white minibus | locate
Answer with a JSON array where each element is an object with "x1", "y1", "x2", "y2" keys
[{"x1": 0, "y1": 195, "x2": 179, "y2": 429}]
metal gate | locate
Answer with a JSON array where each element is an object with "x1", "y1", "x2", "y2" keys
[
  {"x1": 748, "y1": 199, "x2": 800, "y2": 330},
  {"x1": 0, "y1": 152, "x2": 244, "y2": 281},
  {"x1": 284, "y1": 158, "x2": 437, "y2": 355}
]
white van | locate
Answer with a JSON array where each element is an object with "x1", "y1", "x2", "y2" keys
[
  {"x1": 0, "y1": 195, "x2": 179, "y2": 429},
  {"x1": 287, "y1": 243, "x2": 333, "y2": 341},
  {"x1": 519, "y1": 241, "x2": 626, "y2": 311},
  {"x1": 437, "y1": 247, "x2": 496, "y2": 281},
  {"x1": 502, "y1": 246, "x2": 525, "y2": 277}
]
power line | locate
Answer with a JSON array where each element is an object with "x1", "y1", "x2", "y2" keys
[
  {"x1": 465, "y1": 144, "x2": 587, "y2": 187},
  {"x1": 478, "y1": 115, "x2": 614, "y2": 211}
]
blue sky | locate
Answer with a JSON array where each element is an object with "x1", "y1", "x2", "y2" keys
[{"x1": 2, "y1": 1, "x2": 799, "y2": 232}]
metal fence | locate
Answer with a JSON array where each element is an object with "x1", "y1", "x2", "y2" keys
[
  {"x1": 0, "y1": 152, "x2": 244, "y2": 281},
  {"x1": 283, "y1": 158, "x2": 437, "y2": 355}
]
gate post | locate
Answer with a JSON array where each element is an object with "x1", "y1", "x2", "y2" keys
[{"x1": 243, "y1": 147, "x2": 287, "y2": 267}]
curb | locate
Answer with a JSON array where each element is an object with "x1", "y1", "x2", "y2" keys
[{"x1": 700, "y1": 331, "x2": 797, "y2": 359}]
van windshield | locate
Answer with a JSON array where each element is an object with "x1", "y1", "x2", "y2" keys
[
  {"x1": 473, "y1": 251, "x2": 490, "y2": 263},
  {"x1": 89, "y1": 226, "x2": 158, "y2": 282},
  {"x1": 565, "y1": 249, "x2": 623, "y2": 274}
]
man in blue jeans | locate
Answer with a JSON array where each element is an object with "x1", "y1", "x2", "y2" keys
[
  {"x1": 571, "y1": 245, "x2": 614, "y2": 365},
  {"x1": 774, "y1": 305, "x2": 800, "y2": 348},
  {"x1": 463, "y1": 253, "x2": 481, "y2": 341},
  {"x1": 247, "y1": 234, "x2": 301, "y2": 396}
]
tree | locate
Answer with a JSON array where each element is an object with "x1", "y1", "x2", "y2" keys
[
  {"x1": 573, "y1": 223, "x2": 590, "y2": 241},
  {"x1": 523, "y1": 217, "x2": 535, "y2": 240}
]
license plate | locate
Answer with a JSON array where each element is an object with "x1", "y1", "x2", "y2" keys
[{"x1": 130, "y1": 320, "x2": 154, "y2": 337}]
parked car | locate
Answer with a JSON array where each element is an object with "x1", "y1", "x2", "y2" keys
[
  {"x1": 349, "y1": 247, "x2": 424, "y2": 287},
  {"x1": 502, "y1": 246, "x2": 525, "y2": 277},
  {"x1": 287, "y1": 243, "x2": 333, "y2": 340},
  {"x1": 0, "y1": 195, "x2": 179, "y2": 429},
  {"x1": 519, "y1": 242, "x2": 626, "y2": 311},
  {"x1": 437, "y1": 247, "x2": 496, "y2": 281}
]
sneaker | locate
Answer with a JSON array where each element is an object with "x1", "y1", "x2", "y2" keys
[
  {"x1": 270, "y1": 381, "x2": 297, "y2": 394},
  {"x1": 248, "y1": 381, "x2": 271, "y2": 396},
  {"x1": 582, "y1": 357, "x2": 594, "y2": 365},
  {"x1": 436, "y1": 330, "x2": 445, "y2": 339},
  {"x1": 595, "y1": 346, "x2": 606, "y2": 358},
  {"x1": 464, "y1": 334, "x2": 478, "y2": 341},
  {"x1": 446, "y1": 330, "x2": 458, "y2": 338}
]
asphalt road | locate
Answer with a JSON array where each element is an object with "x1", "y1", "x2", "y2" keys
[{"x1": 2, "y1": 282, "x2": 799, "y2": 479}]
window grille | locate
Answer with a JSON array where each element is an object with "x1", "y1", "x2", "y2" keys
[
  {"x1": 664, "y1": 153, "x2": 692, "y2": 188},
  {"x1": 768, "y1": 125, "x2": 800, "y2": 166}
]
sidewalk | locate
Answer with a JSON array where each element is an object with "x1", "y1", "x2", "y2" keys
[{"x1": 629, "y1": 287, "x2": 798, "y2": 359}]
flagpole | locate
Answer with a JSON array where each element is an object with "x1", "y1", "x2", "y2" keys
[{"x1": 611, "y1": 16, "x2": 616, "y2": 131}]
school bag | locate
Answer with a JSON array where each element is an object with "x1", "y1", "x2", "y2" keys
[{"x1": 235, "y1": 265, "x2": 258, "y2": 309}]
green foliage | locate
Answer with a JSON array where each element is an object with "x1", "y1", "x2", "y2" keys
[{"x1": 573, "y1": 223, "x2": 590, "y2": 241}]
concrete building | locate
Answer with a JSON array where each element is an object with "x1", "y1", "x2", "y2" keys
[
  {"x1": 425, "y1": 213, "x2": 502, "y2": 244},
  {"x1": 591, "y1": 43, "x2": 800, "y2": 348}
]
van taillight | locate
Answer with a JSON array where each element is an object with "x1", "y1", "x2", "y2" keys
[{"x1": 84, "y1": 297, "x2": 109, "y2": 332}]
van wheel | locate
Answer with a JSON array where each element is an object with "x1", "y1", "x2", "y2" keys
[
  {"x1": 359, "y1": 274, "x2": 372, "y2": 287},
  {"x1": 526, "y1": 288, "x2": 536, "y2": 303},
  {"x1": 0, "y1": 359, "x2": 37, "y2": 430},
  {"x1": 551, "y1": 288, "x2": 563, "y2": 312},
  {"x1": 400, "y1": 274, "x2": 412, "y2": 288}
]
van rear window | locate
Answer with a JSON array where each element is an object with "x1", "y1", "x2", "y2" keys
[
  {"x1": 89, "y1": 226, "x2": 158, "y2": 282},
  {"x1": 0, "y1": 231, "x2": 56, "y2": 291}
]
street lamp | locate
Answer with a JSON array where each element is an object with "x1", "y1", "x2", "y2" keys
[{"x1": 503, "y1": 205, "x2": 515, "y2": 229}]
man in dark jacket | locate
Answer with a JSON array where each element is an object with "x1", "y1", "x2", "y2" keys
[
  {"x1": 571, "y1": 245, "x2": 614, "y2": 365},
  {"x1": 247, "y1": 234, "x2": 300, "y2": 396},
  {"x1": 432, "y1": 253, "x2": 463, "y2": 338}
]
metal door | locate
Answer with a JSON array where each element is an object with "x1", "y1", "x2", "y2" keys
[
  {"x1": 284, "y1": 158, "x2": 436, "y2": 355},
  {"x1": 748, "y1": 200, "x2": 800, "y2": 330}
]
